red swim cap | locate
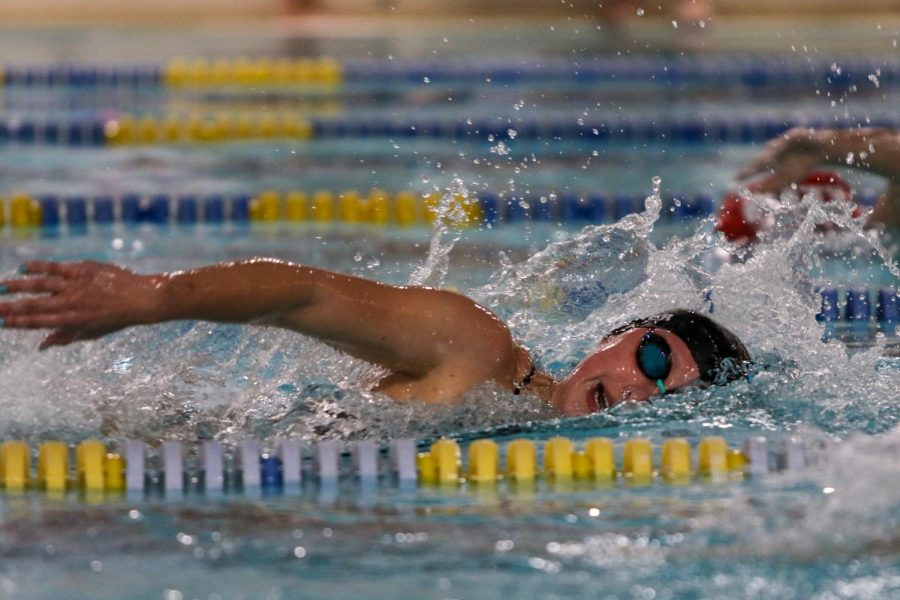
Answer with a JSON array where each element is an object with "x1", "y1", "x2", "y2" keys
[
  {"x1": 716, "y1": 192, "x2": 762, "y2": 243},
  {"x1": 796, "y1": 170, "x2": 860, "y2": 218},
  {"x1": 716, "y1": 170, "x2": 858, "y2": 243}
]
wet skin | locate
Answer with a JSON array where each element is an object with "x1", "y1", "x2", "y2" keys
[
  {"x1": 0, "y1": 261, "x2": 705, "y2": 413},
  {"x1": 548, "y1": 327, "x2": 700, "y2": 416}
]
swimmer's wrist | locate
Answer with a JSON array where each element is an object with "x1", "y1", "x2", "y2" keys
[
  {"x1": 825, "y1": 128, "x2": 900, "y2": 181},
  {"x1": 140, "y1": 273, "x2": 174, "y2": 325},
  {"x1": 797, "y1": 129, "x2": 830, "y2": 161}
]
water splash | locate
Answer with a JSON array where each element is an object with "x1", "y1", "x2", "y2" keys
[
  {"x1": 687, "y1": 188, "x2": 900, "y2": 435},
  {"x1": 0, "y1": 177, "x2": 899, "y2": 444},
  {"x1": 474, "y1": 178, "x2": 663, "y2": 363},
  {"x1": 408, "y1": 178, "x2": 471, "y2": 287},
  {"x1": 473, "y1": 176, "x2": 900, "y2": 437}
]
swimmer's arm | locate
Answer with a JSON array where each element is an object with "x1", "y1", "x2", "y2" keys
[
  {"x1": 155, "y1": 259, "x2": 515, "y2": 382},
  {"x1": 738, "y1": 127, "x2": 900, "y2": 226},
  {"x1": 0, "y1": 259, "x2": 516, "y2": 390}
]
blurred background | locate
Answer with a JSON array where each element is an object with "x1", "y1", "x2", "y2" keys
[
  {"x1": 0, "y1": 0, "x2": 898, "y2": 18},
  {"x1": 0, "y1": 2, "x2": 894, "y2": 71}
]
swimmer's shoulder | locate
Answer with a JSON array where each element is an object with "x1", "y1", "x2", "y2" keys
[{"x1": 411, "y1": 286, "x2": 520, "y2": 389}]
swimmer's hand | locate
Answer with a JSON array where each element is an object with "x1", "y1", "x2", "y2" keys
[
  {"x1": 737, "y1": 127, "x2": 900, "y2": 228},
  {"x1": 736, "y1": 127, "x2": 824, "y2": 194},
  {"x1": 0, "y1": 261, "x2": 163, "y2": 349}
]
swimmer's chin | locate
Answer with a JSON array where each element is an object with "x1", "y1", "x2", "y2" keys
[
  {"x1": 547, "y1": 386, "x2": 604, "y2": 417},
  {"x1": 462, "y1": 382, "x2": 556, "y2": 420}
]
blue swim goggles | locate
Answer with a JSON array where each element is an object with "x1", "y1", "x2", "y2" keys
[{"x1": 636, "y1": 330, "x2": 672, "y2": 395}]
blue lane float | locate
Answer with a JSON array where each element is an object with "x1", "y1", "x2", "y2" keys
[
  {"x1": 303, "y1": 115, "x2": 899, "y2": 143},
  {"x1": 38, "y1": 196, "x2": 60, "y2": 227},
  {"x1": 120, "y1": 194, "x2": 142, "y2": 224},
  {"x1": 817, "y1": 287, "x2": 900, "y2": 341},
  {"x1": 2, "y1": 66, "x2": 160, "y2": 87},
  {"x1": 65, "y1": 196, "x2": 88, "y2": 227},
  {"x1": 203, "y1": 196, "x2": 226, "y2": 223},
  {"x1": 176, "y1": 195, "x2": 198, "y2": 224},
  {"x1": 94, "y1": 196, "x2": 115, "y2": 224}
]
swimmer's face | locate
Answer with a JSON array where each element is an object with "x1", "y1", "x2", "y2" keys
[{"x1": 550, "y1": 327, "x2": 700, "y2": 416}]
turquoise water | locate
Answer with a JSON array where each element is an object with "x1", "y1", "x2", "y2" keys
[
  {"x1": 2, "y1": 20, "x2": 900, "y2": 600},
  {"x1": 1, "y1": 213, "x2": 899, "y2": 599}
]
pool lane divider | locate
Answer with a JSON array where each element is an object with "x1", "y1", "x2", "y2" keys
[
  {"x1": 0, "y1": 435, "x2": 808, "y2": 497},
  {"x1": 1, "y1": 114, "x2": 897, "y2": 146},
  {"x1": 817, "y1": 287, "x2": 900, "y2": 340},
  {"x1": 0, "y1": 58, "x2": 342, "y2": 88},
  {"x1": 103, "y1": 113, "x2": 314, "y2": 145},
  {"x1": 1, "y1": 55, "x2": 897, "y2": 89},
  {"x1": 0, "y1": 187, "x2": 884, "y2": 230},
  {"x1": 0, "y1": 189, "x2": 735, "y2": 230}
]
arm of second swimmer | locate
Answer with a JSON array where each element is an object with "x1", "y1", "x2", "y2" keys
[
  {"x1": 817, "y1": 128, "x2": 900, "y2": 181},
  {"x1": 738, "y1": 127, "x2": 900, "y2": 192},
  {"x1": 818, "y1": 129, "x2": 900, "y2": 227}
]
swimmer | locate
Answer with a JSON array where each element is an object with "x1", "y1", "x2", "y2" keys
[
  {"x1": 738, "y1": 127, "x2": 900, "y2": 228},
  {"x1": 0, "y1": 259, "x2": 750, "y2": 416}
]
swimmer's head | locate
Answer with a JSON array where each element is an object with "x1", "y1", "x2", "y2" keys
[{"x1": 549, "y1": 309, "x2": 750, "y2": 416}]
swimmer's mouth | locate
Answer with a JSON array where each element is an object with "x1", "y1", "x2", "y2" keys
[{"x1": 592, "y1": 384, "x2": 610, "y2": 412}]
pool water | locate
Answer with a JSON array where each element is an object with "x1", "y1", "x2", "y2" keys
[
  {"x1": 2, "y1": 208, "x2": 899, "y2": 600},
  {"x1": 2, "y1": 17, "x2": 900, "y2": 600}
]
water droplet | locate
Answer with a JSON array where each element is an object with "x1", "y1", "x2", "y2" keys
[{"x1": 636, "y1": 7, "x2": 645, "y2": 15}]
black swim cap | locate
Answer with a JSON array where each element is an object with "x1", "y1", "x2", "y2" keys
[{"x1": 605, "y1": 309, "x2": 751, "y2": 385}]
